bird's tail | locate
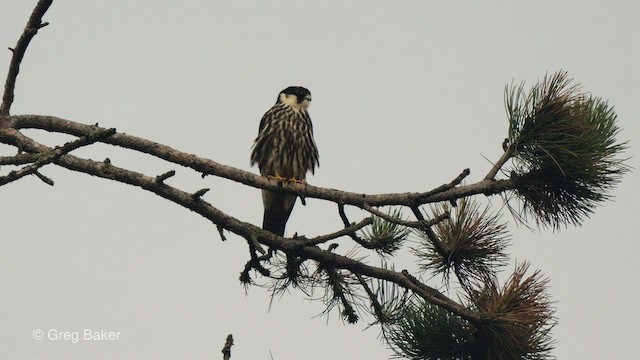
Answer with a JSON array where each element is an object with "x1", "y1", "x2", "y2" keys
[{"x1": 262, "y1": 191, "x2": 296, "y2": 236}]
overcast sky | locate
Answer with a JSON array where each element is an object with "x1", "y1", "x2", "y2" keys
[{"x1": 1, "y1": 1, "x2": 639, "y2": 359}]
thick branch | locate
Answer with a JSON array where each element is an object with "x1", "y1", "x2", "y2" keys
[
  {"x1": 0, "y1": 152, "x2": 45, "y2": 165},
  {"x1": 9, "y1": 115, "x2": 518, "y2": 207},
  {"x1": 0, "y1": 0, "x2": 52, "y2": 116}
]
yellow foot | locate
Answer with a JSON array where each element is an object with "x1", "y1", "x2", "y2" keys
[
  {"x1": 267, "y1": 174, "x2": 287, "y2": 182},
  {"x1": 288, "y1": 178, "x2": 307, "y2": 186},
  {"x1": 267, "y1": 175, "x2": 307, "y2": 187}
]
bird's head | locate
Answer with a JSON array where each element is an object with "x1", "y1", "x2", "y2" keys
[{"x1": 277, "y1": 86, "x2": 312, "y2": 109}]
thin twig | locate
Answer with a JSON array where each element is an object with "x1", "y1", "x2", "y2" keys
[
  {"x1": 217, "y1": 224, "x2": 227, "y2": 241},
  {"x1": 410, "y1": 206, "x2": 449, "y2": 257},
  {"x1": 362, "y1": 203, "x2": 450, "y2": 229},
  {"x1": 33, "y1": 170, "x2": 53, "y2": 186},
  {"x1": 355, "y1": 274, "x2": 386, "y2": 323},
  {"x1": 337, "y1": 204, "x2": 377, "y2": 248},
  {"x1": 417, "y1": 168, "x2": 471, "y2": 199},
  {"x1": 299, "y1": 217, "x2": 373, "y2": 246}
]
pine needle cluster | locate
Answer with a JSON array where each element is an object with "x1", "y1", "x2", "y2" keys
[
  {"x1": 505, "y1": 71, "x2": 628, "y2": 228},
  {"x1": 387, "y1": 263, "x2": 555, "y2": 360},
  {"x1": 361, "y1": 208, "x2": 410, "y2": 256},
  {"x1": 416, "y1": 198, "x2": 509, "y2": 286}
]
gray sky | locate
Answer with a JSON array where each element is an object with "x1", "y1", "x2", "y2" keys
[{"x1": 1, "y1": 1, "x2": 639, "y2": 359}]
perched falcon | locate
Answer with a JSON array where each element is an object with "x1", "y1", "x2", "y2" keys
[{"x1": 250, "y1": 86, "x2": 319, "y2": 236}]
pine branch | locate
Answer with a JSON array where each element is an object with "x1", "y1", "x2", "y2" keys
[{"x1": 504, "y1": 71, "x2": 629, "y2": 228}]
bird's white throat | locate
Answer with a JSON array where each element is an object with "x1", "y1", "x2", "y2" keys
[{"x1": 279, "y1": 93, "x2": 311, "y2": 109}]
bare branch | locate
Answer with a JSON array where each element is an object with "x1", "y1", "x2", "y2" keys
[
  {"x1": 1, "y1": 0, "x2": 53, "y2": 116},
  {"x1": 410, "y1": 206, "x2": 449, "y2": 257},
  {"x1": 484, "y1": 147, "x2": 514, "y2": 180},
  {"x1": 33, "y1": 170, "x2": 53, "y2": 185},
  {"x1": 355, "y1": 274, "x2": 386, "y2": 323},
  {"x1": 9, "y1": 115, "x2": 518, "y2": 207},
  {"x1": 0, "y1": 152, "x2": 43, "y2": 165},
  {"x1": 299, "y1": 217, "x2": 373, "y2": 246},
  {"x1": 0, "y1": 127, "x2": 116, "y2": 186},
  {"x1": 362, "y1": 203, "x2": 450, "y2": 230},
  {"x1": 420, "y1": 168, "x2": 471, "y2": 197},
  {"x1": 337, "y1": 203, "x2": 377, "y2": 248}
]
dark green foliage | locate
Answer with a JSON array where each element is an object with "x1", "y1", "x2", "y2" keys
[
  {"x1": 505, "y1": 71, "x2": 628, "y2": 229},
  {"x1": 387, "y1": 301, "x2": 478, "y2": 359},
  {"x1": 363, "y1": 263, "x2": 413, "y2": 327},
  {"x1": 470, "y1": 263, "x2": 556, "y2": 360},
  {"x1": 387, "y1": 263, "x2": 555, "y2": 360},
  {"x1": 416, "y1": 198, "x2": 510, "y2": 286},
  {"x1": 361, "y1": 208, "x2": 410, "y2": 256}
]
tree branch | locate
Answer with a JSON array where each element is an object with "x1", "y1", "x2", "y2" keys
[
  {"x1": 0, "y1": 124, "x2": 480, "y2": 325},
  {"x1": 362, "y1": 203, "x2": 449, "y2": 230},
  {"x1": 337, "y1": 203, "x2": 377, "y2": 249},
  {"x1": 0, "y1": 127, "x2": 115, "y2": 186},
  {"x1": 410, "y1": 206, "x2": 449, "y2": 257},
  {"x1": 299, "y1": 217, "x2": 373, "y2": 247},
  {"x1": 0, "y1": 0, "x2": 52, "y2": 116},
  {"x1": 484, "y1": 146, "x2": 514, "y2": 180},
  {"x1": 355, "y1": 274, "x2": 387, "y2": 323},
  {"x1": 9, "y1": 115, "x2": 518, "y2": 207},
  {"x1": 0, "y1": 152, "x2": 44, "y2": 165}
]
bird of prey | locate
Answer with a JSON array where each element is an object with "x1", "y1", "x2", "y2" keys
[{"x1": 250, "y1": 86, "x2": 319, "y2": 236}]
